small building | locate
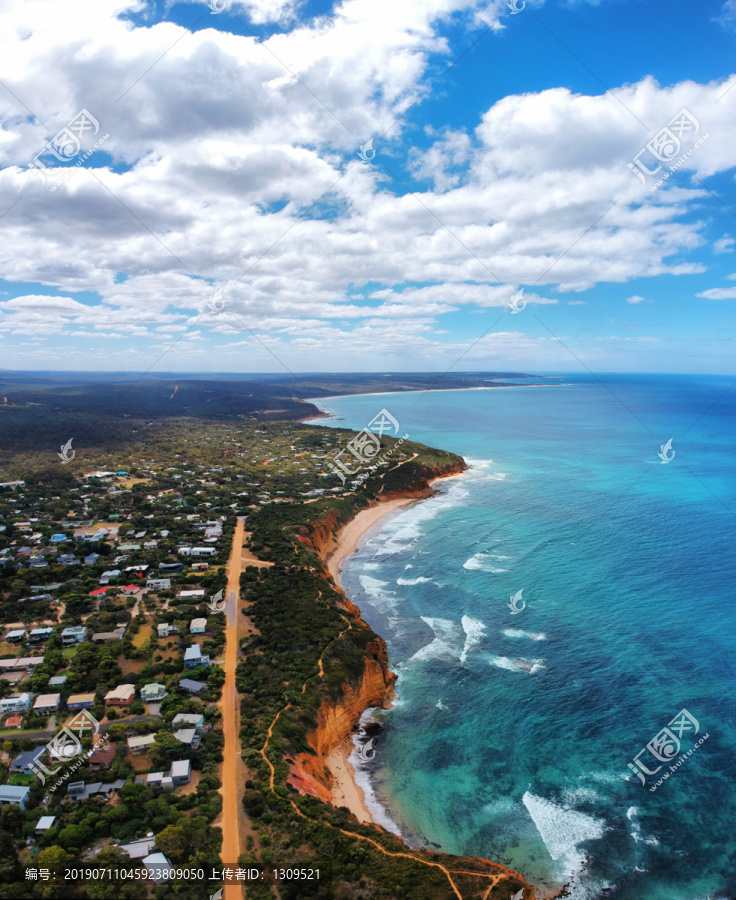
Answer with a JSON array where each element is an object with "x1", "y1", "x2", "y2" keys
[
  {"x1": 120, "y1": 584, "x2": 140, "y2": 595},
  {"x1": 104, "y1": 684, "x2": 135, "y2": 707},
  {"x1": 32, "y1": 693, "x2": 61, "y2": 716},
  {"x1": 120, "y1": 837, "x2": 155, "y2": 860},
  {"x1": 140, "y1": 683, "x2": 167, "y2": 703},
  {"x1": 48, "y1": 675, "x2": 67, "y2": 687},
  {"x1": 29, "y1": 627, "x2": 53, "y2": 644},
  {"x1": 183, "y1": 645, "x2": 209, "y2": 669},
  {"x1": 179, "y1": 590, "x2": 205, "y2": 600},
  {"x1": 157, "y1": 623, "x2": 171, "y2": 638},
  {"x1": 4, "y1": 716, "x2": 22, "y2": 729},
  {"x1": 146, "y1": 578, "x2": 171, "y2": 591},
  {"x1": 66, "y1": 692, "x2": 96, "y2": 710},
  {"x1": 169, "y1": 759, "x2": 191, "y2": 785},
  {"x1": 99, "y1": 569, "x2": 121, "y2": 585},
  {"x1": 0, "y1": 693, "x2": 33, "y2": 714},
  {"x1": 178, "y1": 678, "x2": 207, "y2": 695},
  {"x1": 158, "y1": 563, "x2": 183, "y2": 574},
  {"x1": 88, "y1": 733, "x2": 115, "y2": 768},
  {"x1": 189, "y1": 617, "x2": 207, "y2": 634},
  {"x1": 142, "y1": 852, "x2": 172, "y2": 883},
  {"x1": 144, "y1": 772, "x2": 173, "y2": 790},
  {"x1": 172, "y1": 727, "x2": 199, "y2": 749},
  {"x1": 4, "y1": 629, "x2": 27, "y2": 643},
  {"x1": 0, "y1": 785, "x2": 31, "y2": 810},
  {"x1": 61, "y1": 626, "x2": 87, "y2": 645},
  {"x1": 172, "y1": 712, "x2": 205, "y2": 731},
  {"x1": 127, "y1": 734, "x2": 156, "y2": 754},
  {"x1": 89, "y1": 587, "x2": 108, "y2": 598},
  {"x1": 35, "y1": 815, "x2": 56, "y2": 833},
  {"x1": 84, "y1": 553, "x2": 100, "y2": 566},
  {"x1": 11, "y1": 747, "x2": 46, "y2": 774},
  {"x1": 92, "y1": 627, "x2": 125, "y2": 643}
]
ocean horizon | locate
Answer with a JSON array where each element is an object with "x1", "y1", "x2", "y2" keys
[{"x1": 306, "y1": 373, "x2": 736, "y2": 900}]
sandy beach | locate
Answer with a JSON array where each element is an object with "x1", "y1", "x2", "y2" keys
[{"x1": 323, "y1": 472, "x2": 465, "y2": 825}]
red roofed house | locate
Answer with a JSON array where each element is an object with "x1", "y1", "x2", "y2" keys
[
  {"x1": 89, "y1": 587, "x2": 108, "y2": 597},
  {"x1": 4, "y1": 716, "x2": 22, "y2": 729},
  {"x1": 120, "y1": 585, "x2": 139, "y2": 594},
  {"x1": 88, "y1": 733, "x2": 115, "y2": 768}
]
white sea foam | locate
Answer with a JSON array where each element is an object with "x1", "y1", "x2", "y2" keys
[
  {"x1": 522, "y1": 791, "x2": 605, "y2": 862},
  {"x1": 627, "y1": 806, "x2": 659, "y2": 846},
  {"x1": 460, "y1": 615, "x2": 486, "y2": 665},
  {"x1": 626, "y1": 806, "x2": 639, "y2": 821},
  {"x1": 463, "y1": 552, "x2": 507, "y2": 573},
  {"x1": 490, "y1": 656, "x2": 545, "y2": 674},
  {"x1": 359, "y1": 574, "x2": 397, "y2": 612},
  {"x1": 490, "y1": 554, "x2": 512, "y2": 560},
  {"x1": 436, "y1": 698, "x2": 447, "y2": 711},
  {"x1": 410, "y1": 617, "x2": 464, "y2": 663},
  {"x1": 503, "y1": 628, "x2": 547, "y2": 641},
  {"x1": 397, "y1": 576, "x2": 432, "y2": 585},
  {"x1": 562, "y1": 787, "x2": 598, "y2": 805},
  {"x1": 349, "y1": 710, "x2": 403, "y2": 836},
  {"x1": 404, "y1": 564, "x2": 413, "y2": 569}
]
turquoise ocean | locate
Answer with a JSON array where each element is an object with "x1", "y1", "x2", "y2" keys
[{"x1": 305, "y1": 374, "x2": 736, "y2": 900}]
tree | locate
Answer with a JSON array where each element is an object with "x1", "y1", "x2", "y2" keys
[
  {"x1": 35, "y1": 846, "x2": 76, "y2": 898},
  {"x1": 152, "y1": 824, "x2": 186, "y2": 862}
]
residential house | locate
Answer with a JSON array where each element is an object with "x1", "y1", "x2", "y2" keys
[
  {"x1": 172, "y1": 727, "x2": 199, "y2": 749},
  {"x1": 119, "y1": 585, "x2": 140, "y2": 595},
  {"x1": 169, "y1": 759, "x2": 191, "y2": 785},
  {"x1": 127, "y1": 734, "x2": 156, "y2": 754},
  {"x1": 88, "y1": 733, "x2": 115, "y2": 768},
  {"x1": 35, "y1": 816, "x2": 56, "y2": 833},
  {"x1": 172, "y1": 712, "x2": 205, "y2": 731},
  {"x1": 99, "y1": 569, "x2": 121, "y2": 585},
  {"x1": 92, "y1": 627, "x2": 126, "y2": 643},
  {"x1": 189, "y1": 618, "x2": 207, "y2": 634},
  {"x1": 3, "y1": 716, "x2": 22, "y2": 729},
  {"x1": 68, "y1": 779, "x2": 126, "y2": 801},
  {"x1": 4, "y1": 629, "x2": 26, "y2": 643},
  {"x1": 61, "y1": 626, "x2": 87, "y2": 645},
  {"x1": 0, "y1": 785, "x2": 31, "y2": 810},
  {"x1": 0, "y1": 693, "x2": 33, "y2": 715},
  {"x1": 48, "y1": 675, "x2": 67, "y2": 688},
  {"x1": 66, "y1": 692, "x2": 96, "y2": 710},
  {"x1": 11, "y1": 747, "x2": 46, "y2": 774},
  {"x1": 146, "y1": 578, "x2": 171, "y2": 591},
  {"x1": 184, "y1": 645, "x2": 209, "y2": 669},
  {"x1": 178, "y1": 678, "x2": 206, "y2": 695},
  {"x1": 29, "y1": 627, "x2": 53, "y2": 644},
  {"x1": 139, "y1": 771, "x2": 173, "y2": 790},
  {"x1": 104, "y1": 684, "x2": 135, "y2": 707},
  {"x1": 157, "y1": 623, "x2": 172, "y2": 638},
  {"x1": 140, "y1": 683, "x2": 167, "y2": 703},
  {"x1": 192, "y1": 547, "x2": 216, "y2": 557},
  {"x1": 142, "y1": 852, "x2": 172, "y2": 883},
  {"x1": 84, "y1": 553, "x2": 100, "y2": 566},
  {"x1": 32, "y1": 693, "x2": 61, "y2": 716},
  {"x1": 158, "y1": 563, "x2": 183, "y2": 574},
  {"x1": 180, "y1": 590, "x2": 205, "y2": 600},
  {"x1": 120, "y1": 837, "x2": 155, "y2": 860}
]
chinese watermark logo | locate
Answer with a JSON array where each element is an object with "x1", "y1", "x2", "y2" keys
[
  {"x1": 328, "y1": 408, "x2": 407, "y2": 488},
  {"x1": 358, "y1": 736, "x2": 377, "y2": 761},
  {"x1": 208, "y1": 588, "x2": 226, "y2": 614},
  {"x1": 209, "y1": 0, "x2": 226, "y2": 12},
  {"x1": 508, "y1": 289, "x2": 525, "y2": 314},
  {"x1": 358, "y1": 139, "x2": 375, "y2": 162},
  {"x1": 31, "y1": 710, "x2": 105, "y2": 789},
  {"x1": 507, "y1": 589, "x2": 525, "y2": 615},
  {"x1": 657, "y1": 438, "x2": 675, "y2": 464},
  {"x1": 507, "y1": 0, "x2": 525, "y2": 13},
  {"x1": 626, "y1": 708, "x2": 708, "y2": 792},
  {"x1": 57, "y1": 438, "x2": 75, "y2": 464},
  {"x1": 511, "y1": 891, "x2": 524, "y2": 900},
  {"x1": 208, "y1": 286, "x2": 225, "y2": 313},
  {"x1": 29, "y1": 108, "x2": 110, "y2": 191},
  {"x1": 628, "y1": 109, "x2": 710, "y2": 193}
]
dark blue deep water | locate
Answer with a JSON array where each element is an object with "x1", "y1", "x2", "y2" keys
[{"x1": 307, "y1": 374, "x2": 736, "y2": 900}]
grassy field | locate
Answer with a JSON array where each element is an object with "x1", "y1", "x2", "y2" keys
[{"x1": 132, "y1": 623, "x2": 152, "y2": 648}]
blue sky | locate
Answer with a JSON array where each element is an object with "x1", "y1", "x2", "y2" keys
[{"x1": 0, "y1": 0, "x2": 735, "y2": 374}]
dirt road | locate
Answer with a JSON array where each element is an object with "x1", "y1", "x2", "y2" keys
[{"x1": 218, "y1": 516, "x2": 246, "y2": 899}]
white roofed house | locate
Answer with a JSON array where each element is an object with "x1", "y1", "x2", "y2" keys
[
  {"x1": 0, "y1": 693, "x2": 33, "y2": 714},
  {"x1": 189, "y1": 617, "x2": 207, "y2": 634},
  {"x1": 127, "y1": 733, "x2": 156, "y2": 754},
  {"x1": 32, "y1": 693, "x2": 60, "y2": 716}
]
